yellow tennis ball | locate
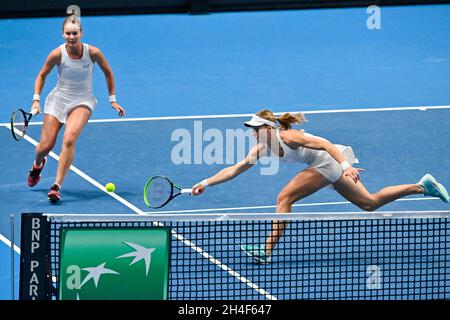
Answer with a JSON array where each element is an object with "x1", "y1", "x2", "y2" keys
[{"x1": 105, "y1": 183, "x2": 115, "y2": 192}]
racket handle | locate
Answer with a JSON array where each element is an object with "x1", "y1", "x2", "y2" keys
[
  {"x1": 181, "y1": 188, "x2": 192, "y2": 194},
  {"x1": 31, "y1": 108, "x2": 39, "y2": 116}
]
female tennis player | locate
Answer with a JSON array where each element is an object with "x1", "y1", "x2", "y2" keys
[
  {"x1": 27, "y1": 13, "x2": 125, "y2": 203},
  {"x1": 192, "y1": 109, "x2": 449, "y2": 263}
]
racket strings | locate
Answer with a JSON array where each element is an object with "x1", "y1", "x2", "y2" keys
[
  {"x1": 13, "y1": 111, "x2": 26, "y2": 131},
  {"x1": 11, "y1": 110, "x2": 28, "y2": 140},
  {"x1": 146, "y1": 177, "x2": 172, "y2": 208}
]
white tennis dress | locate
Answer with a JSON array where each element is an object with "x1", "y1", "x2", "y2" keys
[
  {"x1": 275, "y1": 129, "x2": 359, "y2": 183},
  {"x1": 44, "y1": 43, "x2": 97, "y2": 123}
]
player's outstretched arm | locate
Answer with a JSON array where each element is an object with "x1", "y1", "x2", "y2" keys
[{"x1": 192, "y1": 143, "x2": 266, "y2": 195}]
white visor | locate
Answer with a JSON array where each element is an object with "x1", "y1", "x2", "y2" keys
[{"x1": 244, "y1": 114, "x2": 277, "y2": 128}]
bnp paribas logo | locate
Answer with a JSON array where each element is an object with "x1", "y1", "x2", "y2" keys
[{"x1": 59, "y1": 228, "x2": 170, "y2": 300}]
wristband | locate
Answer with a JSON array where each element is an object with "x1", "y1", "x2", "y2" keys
[
  {"x1": 109, "y1": 95, "x2": 117, "y2": 103},
  {"x1": 199, "y1": 179, "x2": 209, "y2": 187},
  {"x1": 340, "y1": 160, "x2": 351, "y2": 171},
  {"x1": 33, "y1": 94, "x2": 40, "y2": 102}
]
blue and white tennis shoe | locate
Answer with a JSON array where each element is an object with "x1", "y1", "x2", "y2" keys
[
  {"x1": 417, "y1": 174, "x2": 449, "y2": 203},
  {"x1": 240, "y1": 244, "x2": 272, "y2": 264}
]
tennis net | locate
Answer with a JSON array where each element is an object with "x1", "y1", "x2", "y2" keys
[{"x1": 20, "y1": 211, "x2": 450, "y2": 300}]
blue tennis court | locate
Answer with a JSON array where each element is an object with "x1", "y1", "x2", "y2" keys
[{"x1": 1, "y1": 4, "x2": 450, "y2": 300}]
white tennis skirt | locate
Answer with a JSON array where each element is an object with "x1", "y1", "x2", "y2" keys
[
  {"x1": 44, "y1": 88, "x2": 97, "y2": 123},
  {"x1": 309, "y1": 145, "x2": 359, "y2": 183}
]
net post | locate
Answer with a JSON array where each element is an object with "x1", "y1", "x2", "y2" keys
[
  {"x1": 10, "y1": 214, "x2": 14, "y2": 300},
  {"x1": 19, "y1": 213, "x2": 52, "y2": 300}
]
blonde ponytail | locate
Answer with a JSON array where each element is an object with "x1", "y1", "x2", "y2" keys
[
  {"x1": 62, "y1": 13, "x2": 82, "y2": 31},
  {"x1": 254, "y1": 109, "x2": 306, "y2": 129},
  {"x1": 276, "y1": 112, "x2": 306, "y2": 129},
  {"x1": 63, "y1": 5, "x2": 82, "y2": 31}
]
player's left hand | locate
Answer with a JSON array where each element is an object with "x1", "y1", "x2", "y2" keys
[
  {"x1": 111, "y1": 102, "x2": 125, "y2": 117},
  {"x1": 343, "y1": 167, "x2": 364, "y2": 183}
]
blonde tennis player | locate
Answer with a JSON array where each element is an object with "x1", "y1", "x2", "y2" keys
[
  {"x1": 192, "y1": 109, "x2": 449, "y2": 263},
  {"x1": 27, "y1": 13, "x2": 125, "y2": 203}
]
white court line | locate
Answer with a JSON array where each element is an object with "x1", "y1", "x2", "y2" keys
[
  {"x1": 0, "y1": 234, "x2": 21, "y2": 254},
  {"x1": 143, "y1": 197, "x2": 440, "y2": 214},
  {"x1": 0, "y1": 126, "x2": 276, "y2": 300},
  {"x1": 2, "y1": 105, "x2": 449, "y2": 126}
]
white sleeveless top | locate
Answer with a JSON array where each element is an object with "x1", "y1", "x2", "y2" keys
[
  {"x1": 275, "y1": 129, "x2": 331, "y2": 165},
  {"x1": 274, "y1": 129, "x2": 358, "y2": 166},
  {"x1": 55, "y1": 43, "x2": 94, "y2": 98}
]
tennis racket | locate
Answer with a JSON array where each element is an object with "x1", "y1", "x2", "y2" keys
[
  {"x1": 10, "y1": 108, "x2": 38, "y2": 141},
  {"x1": 143, "y1": 176, "x2": 192, "y2": 209}
]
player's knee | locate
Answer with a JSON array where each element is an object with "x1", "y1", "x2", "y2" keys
[
  {"x1": 361, "y1": 204, "x2": 376, "y2": 212},
  {"x1": 277, "y1": 191, "x2": 294, "y2": 206},
  {"x1": 358, "y1": 198, "x2": 378, "y2": 212},
  {"x1": 62, "y1": 133, "x2": 77, "y2": 148},
  {"x1": 39, "y1": 140, "x2": 56, "y2": 153}
]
